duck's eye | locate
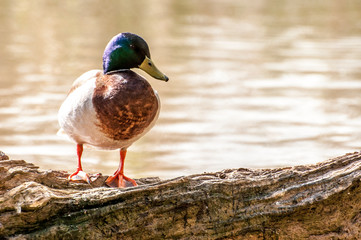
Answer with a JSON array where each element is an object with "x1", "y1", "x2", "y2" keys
[{"x1": 148, "y1": 62, "x2": 152, "y2": 67}]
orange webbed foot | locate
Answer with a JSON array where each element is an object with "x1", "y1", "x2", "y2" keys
[
  {"x1": 105, "y1": 149, "x2": 138, "y2": 188},
  {"x1": 105, "y1": 174, "x2": 137, "y2": 188},
  {"x1": 67, "y1": 144, "x2": 91, "y2": 184}
]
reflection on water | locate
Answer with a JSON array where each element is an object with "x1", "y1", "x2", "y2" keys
[{"x1": 1, "y1": 0, "x2": 361, "y2": 178}]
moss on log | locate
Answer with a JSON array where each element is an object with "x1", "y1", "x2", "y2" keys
[{"x1": 1, "y1": 150, "x2": 361, "y2": 239}]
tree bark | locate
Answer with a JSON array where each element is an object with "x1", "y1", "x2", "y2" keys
[{"x1": 1, "y1": 150, "x2": 361, "y2": 239}]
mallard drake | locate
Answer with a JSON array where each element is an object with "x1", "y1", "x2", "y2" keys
[{"x1": 58, "y1": 32, "x2": 168, "y2": 188}]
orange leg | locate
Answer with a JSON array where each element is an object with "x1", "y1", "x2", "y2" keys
[
  {"x1": 68, "y1": 144, "x2": 91, "y2": 184},
  {"x1": 105, "y1": 149, "x2": 137, "y2": 188}
]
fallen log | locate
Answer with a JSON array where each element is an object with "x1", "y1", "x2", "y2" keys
[{"x1": 1, "y1": 150, "x2": 361, "y2": 239}]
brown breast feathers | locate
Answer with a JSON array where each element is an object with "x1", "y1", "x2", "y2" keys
[{"x1": 92, "y1": 70, "x2": 159, "y2": 141}]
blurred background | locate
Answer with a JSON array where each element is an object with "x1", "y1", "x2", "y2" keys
[{"x1": 1, "y1": 0, "x2": 361, "y2": 179}]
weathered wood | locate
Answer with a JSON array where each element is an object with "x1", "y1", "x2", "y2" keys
[{"x1": 1, "y1": 150, "x2": 361, "y2": 239}]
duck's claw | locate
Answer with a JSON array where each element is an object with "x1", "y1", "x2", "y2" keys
[
  {"x1": 68, "y1": 170, "x2": 91, "y2": 184},
  {"x1": 89, "y1": 173, "x2": 101, "y2": 182}
]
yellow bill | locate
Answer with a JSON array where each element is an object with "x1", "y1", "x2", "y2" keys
[{"x1": 139, "y1": 56, "x2": 169, "y2": 82}]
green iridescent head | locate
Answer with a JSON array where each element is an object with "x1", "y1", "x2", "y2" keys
[{"x1": 102, "y1": 32, "x2": 168, "y2": 81}]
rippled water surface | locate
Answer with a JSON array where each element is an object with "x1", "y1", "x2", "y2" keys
[{"x1": 1, "y1": 0, "x2": 361, "y2": 178}]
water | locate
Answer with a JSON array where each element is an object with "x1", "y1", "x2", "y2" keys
[{"x1": 1, "y1": 0, "x2": 361, "y2": 179}]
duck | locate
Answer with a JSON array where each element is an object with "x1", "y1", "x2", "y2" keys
[{"x1": 58, "y1": 32, "x2": 168, "y2": 188}]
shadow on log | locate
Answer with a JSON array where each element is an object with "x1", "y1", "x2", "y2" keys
[{"x1": 1, "y1": 150, "x2": 361, "y2": 239}]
